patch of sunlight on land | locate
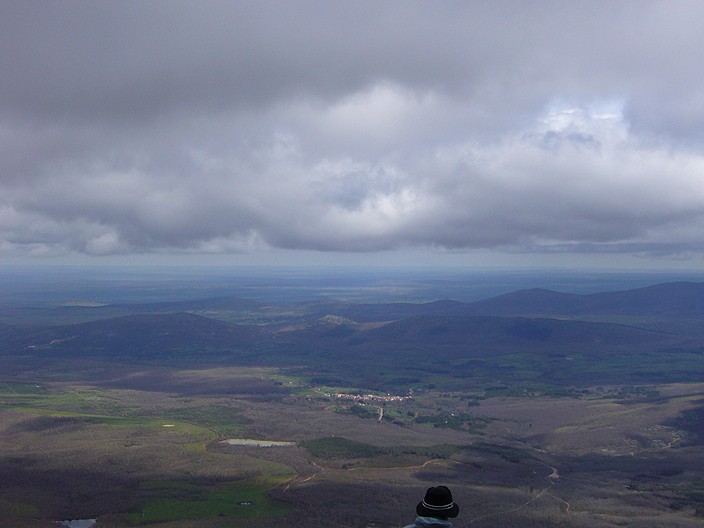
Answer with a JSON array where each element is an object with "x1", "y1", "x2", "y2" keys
[
  {"x1": 2, "y1": 406, "x2": 216, "y2": 440},
  {"x1": 172, "y1": 366, "x2": 281, "y2": 380},
  {"x1": 125, "y1": 476, "x2": 291, "y2": 523},
  {"x1": 0, "y1": 385, "x2": 124, "y2": 416},
  {"x1": 1, "y1": 382, "x2": 48, "y2": 395},
  {"x1": 0, "y1": 498, "x2": 39, "y2": 516}
]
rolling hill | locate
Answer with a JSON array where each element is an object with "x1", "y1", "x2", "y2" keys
[
  {"x1": 287, "y1": 281, "x2": 704, "y2": 322},
  {"x1": 2, "y1": 280, "x2": 703, "y2": 389},
  {"x1": 0, "y1": 312, "x2": 269, "y2": 360},
  {"x1": 463, "y1": 281, "x2": 704, "y2": 317}
]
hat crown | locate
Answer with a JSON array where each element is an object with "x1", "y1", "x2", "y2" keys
[
  {"x1": 422, "y1": 486, "x2": 454, "y2": 509},
  {"x1": 416, "y1": 485, "x2": 459, "y2": 518}
]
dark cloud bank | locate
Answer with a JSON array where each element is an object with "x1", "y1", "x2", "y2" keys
[{"x1": 2, "y1": 1, "x2": 704, "y2": 262}]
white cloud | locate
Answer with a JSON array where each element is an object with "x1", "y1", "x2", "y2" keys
[{"x1": 84, "y1": 231, "x2": 126, "y2": 256}]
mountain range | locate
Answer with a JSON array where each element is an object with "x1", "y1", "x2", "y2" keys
[{"x1": 2, "y1": 281, "x2": 703, "y2": 390}]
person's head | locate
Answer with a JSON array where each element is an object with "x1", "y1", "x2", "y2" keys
[{"x1": 416, "y1": 485, "x2": 459, "y2": 519}]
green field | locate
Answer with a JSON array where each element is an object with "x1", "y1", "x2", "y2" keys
[{"x1": 125, "y1": 477, "x2": 291, "y2": 523}]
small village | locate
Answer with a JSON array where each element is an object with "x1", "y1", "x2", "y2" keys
[{"x1": 330, "y1": 392, "x2": 413, "y2": 404}]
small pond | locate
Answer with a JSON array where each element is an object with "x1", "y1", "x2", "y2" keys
[
  {"x1": 221, "y1": 438, "x2": 296, "y2": 447},
  {"x1": 59, "y1": 520, "x2": 96, "y2": 528}
]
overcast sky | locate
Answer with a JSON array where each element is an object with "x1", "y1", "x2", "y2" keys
[{"x1": 2, "y1": 1, "x2": 704, "y2": 269}]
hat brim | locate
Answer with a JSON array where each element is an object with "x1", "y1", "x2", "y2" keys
[{"x1": 416, "y1": 501, "x2": 459, "y2": 519}]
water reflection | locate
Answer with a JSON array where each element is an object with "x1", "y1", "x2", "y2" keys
[{"x1": 59, "y1": 519, "x2": 96, "y2": 527}]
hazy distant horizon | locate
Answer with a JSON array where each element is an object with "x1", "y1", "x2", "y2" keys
[{"x1": 3, "y1": 264, "x2": 704, "y2": 306}]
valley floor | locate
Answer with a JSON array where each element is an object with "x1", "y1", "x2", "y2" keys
[{"x1": 1, "y1": 372, "x2": 703, "y2": 527}]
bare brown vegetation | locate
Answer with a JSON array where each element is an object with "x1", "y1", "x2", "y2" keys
[{"x1": 1, "y1": 370, "x2": 703, "y2": 528}]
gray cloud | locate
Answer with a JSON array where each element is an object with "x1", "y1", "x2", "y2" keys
[{"x1": 2, "y1": 1, "x2": 704, "y2": 260}]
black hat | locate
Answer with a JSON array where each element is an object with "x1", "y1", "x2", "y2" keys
[{"x1": 416, "y1": 486, "x2": 459, "y2": 518}]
